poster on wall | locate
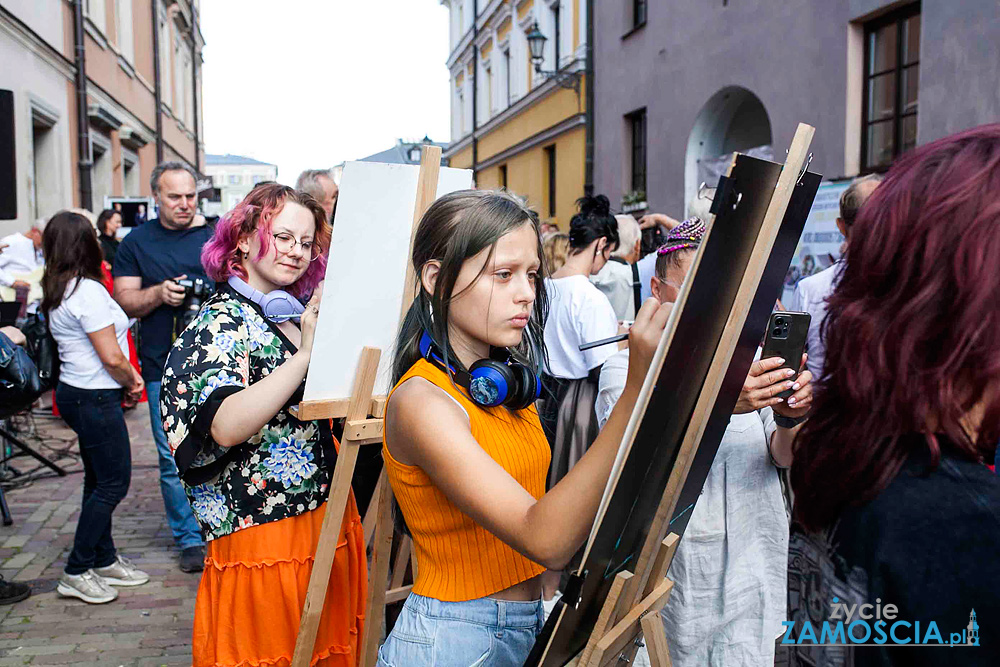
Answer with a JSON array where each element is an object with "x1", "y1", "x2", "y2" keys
[
  {"x1": 781, "y1": 179, "x2": 850, "y2": 303},
  {"x1": 104, "y1": 196, "x2": 155, "y2": 237}
]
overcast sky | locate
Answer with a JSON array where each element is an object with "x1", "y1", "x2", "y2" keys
[{"x1": 201, "y1": 0, "x2": 452, "y2": 184}]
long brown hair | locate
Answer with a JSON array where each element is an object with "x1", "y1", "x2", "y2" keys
[
  {"x1": 792, "y1": 123, "x2": 1000, "y2": 531},
  {"x1": 41, "y1": 211, "x2": 105, "y2": 313},
  {"x1": 391, "y1": 189, "x2": 549, "y2": 387}
]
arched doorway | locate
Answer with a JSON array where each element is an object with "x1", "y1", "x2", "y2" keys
[{"x1": 684, "y1": 87, "x2": 772, "y2": 214}]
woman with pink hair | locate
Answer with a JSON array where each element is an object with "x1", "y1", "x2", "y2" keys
[{"x1": 160, "y1": 184, "x2": 365, "y2": 666}]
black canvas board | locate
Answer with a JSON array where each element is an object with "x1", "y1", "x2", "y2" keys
[
  {"x1": 527, "y1": 158, "x2": 820, "y2": 666},
  {"x1": 667, "y1": 171, "x2": 821, "y2": 537}
]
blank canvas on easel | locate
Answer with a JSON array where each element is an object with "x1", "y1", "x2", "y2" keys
[{"x1": 302, "y1": 161, "x2": 473, "y2": 403}]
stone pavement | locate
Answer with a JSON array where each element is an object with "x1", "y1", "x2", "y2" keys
[{"x1": 0, "y1": 405, "x2": 200, "y2": 666}]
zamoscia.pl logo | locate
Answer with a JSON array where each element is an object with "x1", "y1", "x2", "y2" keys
[{"x1": 782, "y1": 597, "x2": 980, "y2": 647}]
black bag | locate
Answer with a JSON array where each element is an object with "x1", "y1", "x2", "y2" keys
[
  {"x1": 0, "y1": 331, "x2": 43, "y2": 418},
  {"x1": 20, "y1": 312, "x2": 59, "y2": 393}
]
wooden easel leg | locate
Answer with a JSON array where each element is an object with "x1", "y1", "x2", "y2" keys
[
  {"x1": 577, "y1": 535, "x2": 680, "y2": 667},
  {"x1": 640, "y1": 614, "x2": 672, "y2": 667},
  {"x1": 291, "y1": 348, "x2": 381, "y2": 667},
  {"x1": 361, "y1": 472, "x2": 384, "y2": 545},
  {"x1": 578, "y1": 571, "x2": 633, "y2": 666},
  {"x1": 360, "y1": 470, "x2": 394, "y2": 667}
]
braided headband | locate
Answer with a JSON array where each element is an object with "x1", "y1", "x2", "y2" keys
[{"x1": 657, "y1": 217, "x2": 706, "y2": 256}]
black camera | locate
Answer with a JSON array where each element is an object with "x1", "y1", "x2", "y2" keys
[{"x1": 174, "y1": 278, "x2": 209, "y2": 338}]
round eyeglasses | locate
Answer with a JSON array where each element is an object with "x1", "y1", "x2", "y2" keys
[{"x1": 272, "y1": 232, "x2": 321, "y2": 261}]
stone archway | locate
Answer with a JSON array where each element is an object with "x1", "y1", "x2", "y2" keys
[{"x1": 684, "y1": 86, "x2": 772, "y2": 214}]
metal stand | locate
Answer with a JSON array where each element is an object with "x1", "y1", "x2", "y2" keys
[{"x1": 0, "y1": 426, "x2": 68, "y2": 477}]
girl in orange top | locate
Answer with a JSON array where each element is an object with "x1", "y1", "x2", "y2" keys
[{"x1": 379, "y1": 190, "x2": 670, "y2": 666}]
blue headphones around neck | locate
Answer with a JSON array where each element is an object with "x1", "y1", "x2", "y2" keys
[
  {"x1": 227, "y1": 276, "x2": 305, "y2": 323},
  {"x1": 419, "y1": 331, "x2": 541, "y2": 410}
]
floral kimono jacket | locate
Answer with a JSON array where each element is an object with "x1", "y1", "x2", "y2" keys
[{"x1": 160, "y1": 285, "x2": 336, "y2": 541}]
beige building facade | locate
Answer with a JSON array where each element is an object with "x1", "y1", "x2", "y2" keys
[{"x1": 0, "y1": 0, "x2": 204, "y2": 235}]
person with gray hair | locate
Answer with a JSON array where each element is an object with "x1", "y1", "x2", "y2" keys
[
  {"x1": 295, "y1": 168, "x2": 338, "y2": 222},
  {"x1": 789, "y1": 173, "x2": 882, "y2": 379},
  {"x1": 0, "y1": 218, "x2": 46, "y2": 311},
  {"x1": 590, "y1": 213, "x2": 643, "y2": 320},
  {"x1": 111, "y1": 160, "x2": 210, "y2": 573}
]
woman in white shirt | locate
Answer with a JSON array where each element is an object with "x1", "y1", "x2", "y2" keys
[
  {"x1": 540, "y1": 195, "x2": 621, "y2": 488},
  {"x1": 41, "y1": 211, "x2": 149, "y2": 605}
]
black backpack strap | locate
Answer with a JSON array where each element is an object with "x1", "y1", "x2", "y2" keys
[{"x1": 631, "y1": 262, "x2": 642, "y2": 316}]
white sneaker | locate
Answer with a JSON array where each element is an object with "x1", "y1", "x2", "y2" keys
[
  {"x1": 57, "y1": 570, "x2": 118, "y2": 604},
  {"x1": 94, "y1": 556, "x2": 150, "y2": 587}
]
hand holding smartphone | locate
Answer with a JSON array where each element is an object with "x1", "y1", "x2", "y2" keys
[{"x1": 761, "y1": 311, "x2": 811, "y2": 398}]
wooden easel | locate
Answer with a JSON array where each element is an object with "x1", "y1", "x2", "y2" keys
[
  {"x1": 572, "y1": 533, "x2": 680, "y2": 667},
  {"x1": 290, "y1": 146, "x2": 443, "y2": 667},
  {"x1": 544, "y1": 123, "x2": 817, "y2": 667}
]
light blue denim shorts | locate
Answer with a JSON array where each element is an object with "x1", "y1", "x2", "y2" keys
[{"x1": 377, "y1": 592, "x2": 545, "y2": 666}]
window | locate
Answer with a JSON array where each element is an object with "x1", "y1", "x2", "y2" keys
[
  {"x1": 458, "y1": 89, "x2": 466, "y2": 135},
  {"x1": 503, "y1": 48, "x2": 511, "y2": 108},
  {"x1": 182, "y1": 54, "x2": 192, "y2": 127},
  {"x1": 122, "y1": 150, "x2": 139, "y2": 196},
  {"x1": 173, "y1": 41, "x2": 188, "y2": 123},
  {"x1": 158, "y1": 13, "x2": 171, "y2": 104},
  {"x1": 500, "y1": 164, "x2": 508, "y2": 189},
  {"x1": 633, "y1": 0, "x2": 648, "y2": 29},
  {"x1": 252, "y1": 174, "x2": 270, "y2": 184},
  {"x1": 86, "y1": 0, "x2": 107, "y2": 33},
  {"x1": 90, "y1": 133, "x2": 113, "y2": 208},
  {"x1": 862, "y1": 4, "x2": 920, "y2": 172},
  {"x1": 228, "y1": 174, "x2": 241, "y2": 185},
  {"x1": 116, "y1": 0, "x2": 134, "y2": 62},
  {"x1": 486, "y1": 65, "x2": 493, "y2": 116},
  {"x1": 627, "y1": 108, "x2": 647, "y2": 194},
  {"x1": 545, "y1": 145, "x2": 557, "y2": 217},
  {"x1": 30, "y1": 108, "x2": 60, "y2": 223}
]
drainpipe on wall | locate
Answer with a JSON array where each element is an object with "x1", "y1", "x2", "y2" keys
[
  {"x1": 72, "y1": 0, "x2": 93, "y2": 211},
  {"x1": 190, "y1": 11, "x2": 200, "y2": 173},
  {"x1": 583, "y1": 0, "x2": 594, "y2": 196},
  {"x1": 151, "y1": 0, "x2": 164, "y2": 163},
  {"x1": 471, "y1": 0, "x2": 479, "y2": 181}
]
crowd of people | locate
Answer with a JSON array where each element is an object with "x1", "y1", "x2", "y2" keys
[{"x1": 0, "y1": 122, "x2": 996, "y2": 666}]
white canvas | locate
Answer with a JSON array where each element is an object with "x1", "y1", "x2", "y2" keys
[{"x1": 303, "y1": 161, "x2": 474, "y2": 403}]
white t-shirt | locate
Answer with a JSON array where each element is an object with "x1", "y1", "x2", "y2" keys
[
  {"x1": 590, "y1": 260, "x2": 638, "y2": 321},
  {"x1": 49, "y1": 278, "x2": 131, "y2": 390},
  {"x1": 543, "y1": 275, "x2": 618, "y2": 379},
  {"x1": 788, "y1": 262, "x2": 842, "y2": 380},
  {"x1": 0, "y1": 232, "x2": 44, "y2": 288}
]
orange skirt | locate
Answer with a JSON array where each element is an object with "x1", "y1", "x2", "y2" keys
[{"x1": 193, "y1": 499, "x2": 367, "y2": 667}]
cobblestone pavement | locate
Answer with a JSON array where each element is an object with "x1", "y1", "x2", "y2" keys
[{"x1": 0, "y1": 405, "x2": 199, "y2": 666}]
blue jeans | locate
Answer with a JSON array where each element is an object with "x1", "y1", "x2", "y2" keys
[
  {"x1": 377, "y1": 593, "x2": 545, "y2": 667},
  {"x1": 146, "y1": 381, "x2": 203, "y2": 550},
  {"x1": 55, "y1": 384, "x2": 131, "y2": 575}
]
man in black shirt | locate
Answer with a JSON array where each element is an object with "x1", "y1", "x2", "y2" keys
[{"x1": 113, "y1": 162, "x2": 212, "y2": 573}]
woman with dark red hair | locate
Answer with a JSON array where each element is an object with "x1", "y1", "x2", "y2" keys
[{"x1": 785, "y1": 125, "x2": 1000, "y2": 664}]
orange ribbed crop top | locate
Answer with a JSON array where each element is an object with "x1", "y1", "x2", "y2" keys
[{"x1": 382, "y1": 358, "x2": 551, "y2": 602}]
